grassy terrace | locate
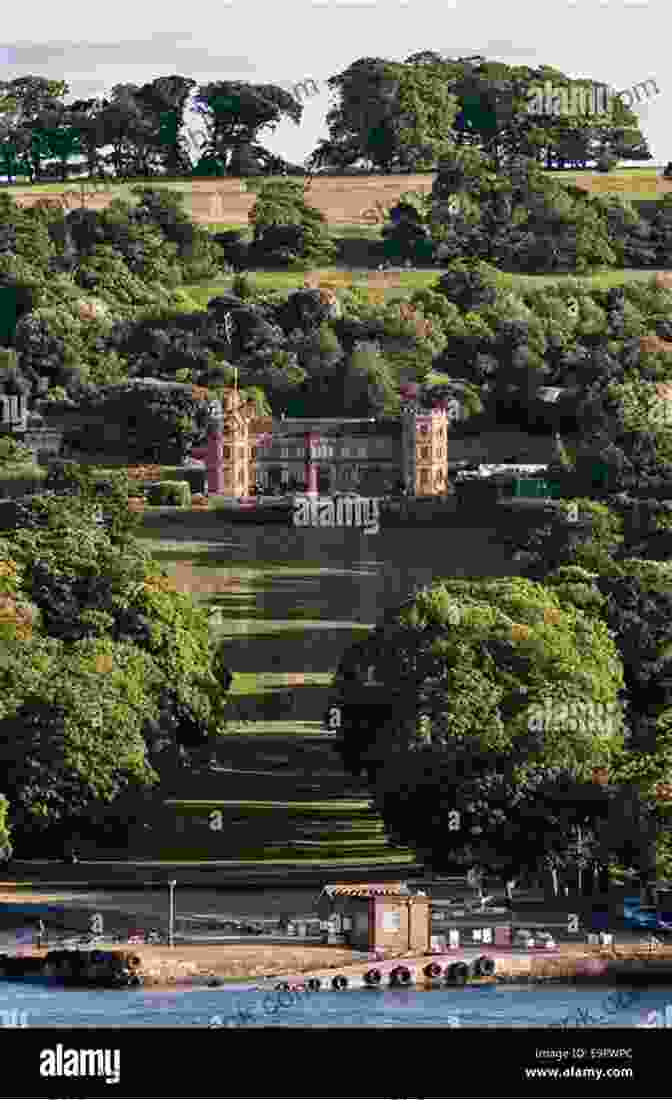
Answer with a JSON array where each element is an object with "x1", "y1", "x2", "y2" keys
[
  {"x1": 158, "y1": 797, "x2": 415, "y2": 864},
  {"x1": 127, "y1": 531, "x2": 400, "y2": 863},
  {"x1": 182, "y1": 266, "x2": 672, "y2": 308}
]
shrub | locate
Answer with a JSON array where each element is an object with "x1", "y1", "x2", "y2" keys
[
  {"x1": 0, "y1": 195, "x2": 56, "y2": 271},
  {"x1": 163, "y1": 466, "x2": 206, "y2": 494},
  {"x1": 0, "y1": 436, "x2": 35, "y2": 468},
  {"x1": 0, "y1": 276, "x2": 40, "y2": 346},
  {"x1": 249, "y1": 180, "x2": 338, "y2": 269},
  {"x1": 381, "y1": 194, "x2": 435, "y2": 264},
  {"x1": 212, "y1": 231, "x2": 250, "y2": 271},
  {"x1": 134, "y1": 466, "x2": 205, "y2": 495},
  {"x1": 232, "y1": 273, "x2": 256, "y2": 300},
  {"x1": 129, "y1": 187, "x2": 225, "y2": 282},
  {"x1": 40, "y1": 464, "x2": 140, "y2": 545},
  {"x1": 145, "y1": 480, "x2": 192, "y2": 507},
  {"x1": 86, "y1": 381, "x2": 210, "y2": 464},
  {"x1": 0, "y1": 347, "x2": 19, "y2": 375},
  {"x1": 0, "y1": 468, "x2": 48, "y2": 499},
  {"x1": 436, "y1": 260, "x2": 501, "y2": 312},
  {"x1": 74, "y1": 244, "x2": 173, "y2": 309},
  {"x1": 0, "y1": 794, "x2": 11, "y2": 861}
]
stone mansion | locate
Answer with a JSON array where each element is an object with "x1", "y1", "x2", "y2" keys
[{"x1": 1, "y1": 382, "x2": 450, "y2": 498}]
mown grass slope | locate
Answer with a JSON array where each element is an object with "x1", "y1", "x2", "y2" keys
[{"x1": 127, "y1": 536, "x2": 414, "y2": 866}]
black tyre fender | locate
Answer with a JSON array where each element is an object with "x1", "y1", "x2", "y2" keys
[
  {"x1": 423, "y1": 961, "x2": 442, "y2": 979},
  {"x1": 474, "y1": 955, "x2": 495, "y2": 977},
  {"x1": 390, "y1": 965, "x2": 412, "y2": 985},
  {"x1": 446, "y1": 961, "x2": 469, "y2": 983}
]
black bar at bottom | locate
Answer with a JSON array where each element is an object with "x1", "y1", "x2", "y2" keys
[{"x1": 0, "y1": 1028, "x2": 667, "y2": 1099}]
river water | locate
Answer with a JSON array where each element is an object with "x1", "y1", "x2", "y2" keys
[{"x1": 0, "y1": 981, "x2": 669, "y2": 1028}]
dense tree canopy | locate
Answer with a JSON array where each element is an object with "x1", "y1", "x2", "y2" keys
[
  {"x1": 374, "y1": 747, "x2": 613, "y2": 889},
  {"x1": 330, "y1": 576, "x2": 626, "y2": 887},
  {"x1": 0, "y1": 167, "x2": 671, "y2": 434},
  {"x1": 508, "y1": 514, "x2": 672, "y2": 893},
  {"x1": 332, "y1": 576, "x2": 624, "y2": 779},
  {"x1": 309, "y1": 55, "x2": 650, "y2": 173},
  {"x1": 0, "y1": 634, "x2": 161, "y2": 848},
  {"x1": 0, "y1": 56, "x2": 652, "y2": 184},
  {"x1": 381, "y1": 154, "x2": 672, "y2": 274},
  {"x1": 0, "y1": 485, "x2": 233, "y2": 852}
]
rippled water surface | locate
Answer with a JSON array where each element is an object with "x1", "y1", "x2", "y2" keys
[{"x1": 1, "y1": 982, "x2": 669, "y2": 1028}]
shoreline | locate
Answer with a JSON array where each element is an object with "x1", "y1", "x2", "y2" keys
[
  {"x1": 96, "y1": 940, "x2": 672, "y2": 990},
  {"x1": 3, "y1": 887, "x2": 671, "y2": 991},
  {"x1": 5, "y1": 940, "x2": 672, "y2": 991}
]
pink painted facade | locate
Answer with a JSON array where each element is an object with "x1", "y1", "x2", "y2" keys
[
  {"x1": 191, "y1": 426, "x2": 225, "y2": 495},
  {"x1": 305, "y1": 431, "x2": 320, "y2": 495},
  {"x1": 189, "y1": 389, "x2": 263, "y2": 497},
  {"x1": 191, "y1": 419, "x2": 321, "y2": 498}
]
